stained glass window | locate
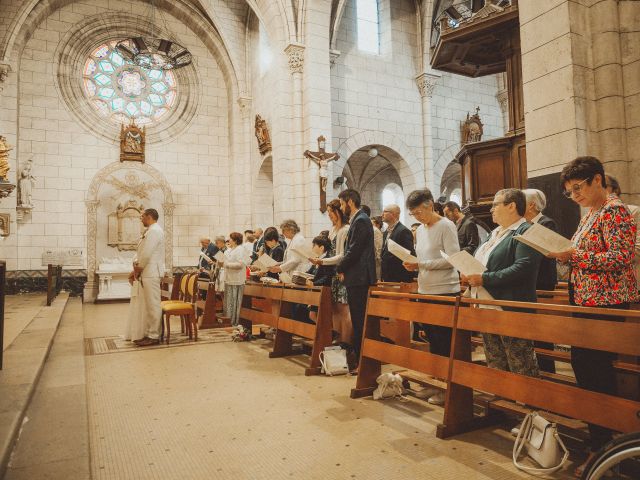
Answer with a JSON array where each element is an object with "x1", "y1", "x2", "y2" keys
[{"x1": 82, "y1": 41, "x2": 178, "y2": 125}]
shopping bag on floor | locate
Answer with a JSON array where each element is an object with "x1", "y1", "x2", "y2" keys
[
  {"x1": 372, "y1": 373, "x2": 405, "y2": 400},
  {"x1": 319, "y1": 346, "x2": 349, "y2": 376}
]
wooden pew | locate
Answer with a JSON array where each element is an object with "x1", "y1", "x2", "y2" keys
[
  {"x1": 195, "y1": 280, "x2": 230, "y2": 329},
  {"x1": 351, "y1": 290, "x2": 457, "y2": 399},
  {"x1": 437, "y1": 297, "x2": 640, "y2": 439},
  {"x1": 239, "y1": 282, "x2": 283, "y2": 332},
  {"x1": 270, "y1": 284, "x2": 333, "y2": 376},
  {"x1": 374, "y1": 282, "x2": 417, "y2": 347}
]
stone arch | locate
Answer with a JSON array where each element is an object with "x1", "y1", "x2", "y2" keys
[
  {"x1": 432, "y1": 142, "x2": 461, "y2": 196},
  {"x1": 334, "y1": 131, "x2": 422, "y2": 194},
  {"x1": 253, "y1": 155, "x2": 275, "y2": 228},
  {"x1": 84, "y1": 161, "x2": 174, "y2": 302},
  {"x1": 246, "y1": 0, "x2": 295, "y2": 47}
]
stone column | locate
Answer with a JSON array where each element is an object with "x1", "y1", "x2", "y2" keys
[
  {"x1": 415, "y1": 72, "x2": 440, "y2": 193},
  {"x1": 162, "y1": 202, "x2": 176, "y2": 273},
  {"x1": 496, "y1": 73, "x2": 509, "y2": 135},
  {"x1": 284, "y1": 43, "x2": 308, "y2": 231},
  {"x1": 83, "y1": 200, "x2": 100, "y2": 302}
]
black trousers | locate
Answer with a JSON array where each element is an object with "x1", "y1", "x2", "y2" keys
[
  {"x1": 415, "y1": 293, "x2": 458, "y2": 358},
  {"x1": 570, "y1": 289, "x2": 628, "y2": 451},
  {"x1": 534, "y1": 340, "x2": 556, "y2": 374},
  {"x1": 346, "y1": 285, "x2": 370, "y2": 359}
]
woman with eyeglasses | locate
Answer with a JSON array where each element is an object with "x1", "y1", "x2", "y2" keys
[{"x1": 547, "y1": 156, "x2": 638, "y2": 476}]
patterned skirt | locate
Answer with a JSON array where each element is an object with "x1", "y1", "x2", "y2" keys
[{"x1": 331, "y1": 274, "x2": 348, "y2": 304}]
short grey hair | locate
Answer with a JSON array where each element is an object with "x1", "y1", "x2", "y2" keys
[
  {"x1": 199, "y1": 236, "x2": 211, "y2": 242},
  {"x1": 214, "y1": 235, "x2": 225, "y2": 243},
  {"x1": 523, "y1": 189, "x2": 547, "y2": 213},
  {"x1": 496, "y1": 188, "x2": 526, "y2": 216},
  {"x1": 279, "y1": 219, "x2": 300, "y2": 234}
]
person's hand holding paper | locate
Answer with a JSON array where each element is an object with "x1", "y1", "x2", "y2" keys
[{"x1": 513, "y1": 222, "x2": 574, "y2": 260}]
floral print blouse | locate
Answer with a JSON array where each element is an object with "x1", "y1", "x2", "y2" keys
[{"x1": 570, "y1": 194, "x2": 639, "y2": 306}]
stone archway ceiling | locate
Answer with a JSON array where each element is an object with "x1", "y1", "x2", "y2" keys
[{"x1": 345, "y1": 146, "x2": 403, "y2": 191}]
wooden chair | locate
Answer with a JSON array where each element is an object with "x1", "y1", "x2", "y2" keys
[{"x1": 161, "y1": 273, "x2": 198, "y2": 344}]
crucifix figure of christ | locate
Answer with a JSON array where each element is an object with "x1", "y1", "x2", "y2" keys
[{"x1": 304, "y1": 135, "x2": 340, "y2": 213}]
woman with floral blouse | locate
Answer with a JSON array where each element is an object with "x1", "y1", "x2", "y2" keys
[{"x1": 548, "y1": 156, "x2": 638, "y2": 476}]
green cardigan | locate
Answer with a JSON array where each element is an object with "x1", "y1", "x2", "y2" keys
[{"x1": 482, "y1": 222, "x2": 542, "y2": 303}]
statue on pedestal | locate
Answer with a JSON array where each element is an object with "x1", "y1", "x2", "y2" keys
[{"x1": 18, "y1": 156, "x2": 36, "y2": 207}]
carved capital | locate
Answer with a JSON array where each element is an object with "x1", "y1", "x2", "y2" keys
[
  {"x1": 237, "y1": 96, "x2": 252, "y2": 118},
  {"x1": 496, "y1": 89, "x2": 509, "y2": 113},
  {"x1": 415, "y1": 73, "x2": 440, "y2": 98},
  {"x1": 329, "y1": 49, "x2": 341, "y2": 66},
  {"x1": 284, "y1": 44, "x2": 305, "y2": 74},
  {"x1": 85, "y1": 200, "x2": 100, "y2": 214},
  {"x1": 0, "y1": 64, "x2": 11, "y2": 93},
  {"x1": 162, "y1": 202, "x2": 176, "y2": 216}
]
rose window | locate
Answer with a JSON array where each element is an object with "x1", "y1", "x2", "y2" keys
[{"x1": 82, "y1": 41, "x2": 178, "y2": 125}]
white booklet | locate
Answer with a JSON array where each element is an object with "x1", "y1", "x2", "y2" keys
[
  {"x1": 513, "y1": 223, "x2": 573, "y2": 257},
  {"x1": 253, "y1": 254, "x2": 280, "y2": 272},
  {"x1": 291, "y1": 242, "x2": 317, "y2": 261},
  {"x1": 214, "y1": 251, "x2": 226, "y2": 263},
  {"x1": 387, "y1": 238, "x2": 418, "y2": 263},
  {"x1": 440, "y1": 250, "x2": 495, "y2": 303},
  {"x1": 199, "y1": 251, "x2": 213, "y2": 264}
]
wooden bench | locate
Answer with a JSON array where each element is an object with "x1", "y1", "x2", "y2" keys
[
  {"x1": 239, "y1": 282, "x2": 283, "y2": 332},
  {"x1": 437, "y1": 297, "x2": 640, "y2": 439},
  {"x1": 270, "y1": 284, "x2": 333, "y2": 376},
  {"x1": 195, "y1": 280, "x2": 230, "y2": 329},
  {"x1": 374, "y1": 282, "x2": 417, "y2": 347},
  {"x1": 351, "y1": 290, "x2": 457, "y2": 399}
]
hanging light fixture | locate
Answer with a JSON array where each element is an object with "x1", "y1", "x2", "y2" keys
[{"x1": 115, "y1": 0, "x2": 192, "y2": 70}]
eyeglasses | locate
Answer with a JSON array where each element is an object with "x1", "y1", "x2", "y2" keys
[
  {"x1": 562, "y1": 178, "x2": 590, "y2": 198},
  {"x1": 491, "y1": 201, "x2": 509, "y2": 208},
  {"x1": 408, "y1": 206, "x2": 430, "y2": 217}
]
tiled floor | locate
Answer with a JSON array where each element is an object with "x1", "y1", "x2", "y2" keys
[{"x1": 81, "y1": 302, "x2": 575, "y2": 480}]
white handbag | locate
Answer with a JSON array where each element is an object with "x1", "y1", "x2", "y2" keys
[
  {"x1": 319, "y1": 346, "x2": 349, "y2": 376},
  {"x1": 513, "y1": 412, "x2": 569, "y2": 474},
  {"x1": 372, "y1": 373, "x2": 405, "y2": 400}
]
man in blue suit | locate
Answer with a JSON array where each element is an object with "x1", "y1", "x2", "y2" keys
[{"x1": 336, "y1": 189, "x2": 377, "y2": 366}]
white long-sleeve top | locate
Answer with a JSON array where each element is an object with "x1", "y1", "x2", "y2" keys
[
  {"x1": 134, "y1": 223, "x2": 165, "y2": 278},
  {"x1": 415, "y1": 218, "x2": 460, "y2": 295},
  {"x1": 280, "y1": 232, "x2": 311, "y2": 273},
  {"x1": 223, "y1": 245, "x2": 249, "y2": 285},
  {"x1": 321, "y1": 224, "x2": 349, "y2": 266}
]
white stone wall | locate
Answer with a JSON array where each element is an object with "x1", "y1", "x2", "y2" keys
[{"x1": 4, "y1": 0, "x2": 230, "y2": 270}]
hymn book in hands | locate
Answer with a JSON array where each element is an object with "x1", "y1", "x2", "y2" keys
[
  {"x1": 214, "y1": 251, "x2": 226, "y2": 263},
  {"x1": 291, "y1": 242, "x2": 317, "y2": 261},
  {"x1": 387, "y1": 238, "x2": 419, "y2": 263},
  {"x1": 440, "y1": 250, "x2": 495, "y2": 301},
  {"x1": 513, "y1": 223, "x2": 573, "y2": 256},
  {"x1": 253, "y1": 253, "x2": 280, "y2": 273},
  {"x1": 199, "y1": 251, "x2": 213, "y2": 264}
]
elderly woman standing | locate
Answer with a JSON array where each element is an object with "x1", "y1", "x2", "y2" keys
[
  {"x1": 269, "y1": 220, "x2": 310, "y2": 283},
  {"x1": 220, "y1": 232, "x2": 249, "y2": 326},
  {"x1": 462, "y1": 188, "x2": 542, "y2": 378},
  {"x1": 548, "y1": 157, "x2": 638, "y2": 475}
]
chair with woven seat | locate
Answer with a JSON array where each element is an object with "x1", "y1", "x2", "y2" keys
[{"x1": 161, "y1": 273, "x2": 198, "y2": 344}]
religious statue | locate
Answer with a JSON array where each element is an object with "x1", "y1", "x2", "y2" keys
[
  {"x1": 304, "y1": 135, "x2": 340, "y2": 213},
  {"x1": 461, "y1": 107, "x2": 484, "y2": 145},
  {"x1": 18, "y1": 156, "x2": 36, "y2": 208},
  {"x1": 0, "y1": 213, "x2": 9, "y2": 237},
  {"x1": 254, "y1": 114, "x2": 272, "y2": 155},
  {"x1": 120, "y1": 120, "x2": 146, "y2": 162},
  {"x1": 0, "y1": 135, "x2": 13, "y2": 181}
]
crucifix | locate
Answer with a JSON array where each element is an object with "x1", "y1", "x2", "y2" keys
[{"x1": 304, "y1": 135, "x2": 340, "y2": 213}]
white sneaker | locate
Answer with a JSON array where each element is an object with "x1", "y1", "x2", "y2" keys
[
  {"x1": 415, "y1": 387, "x2": 439, "y2": 399},
  {"x1": 428, "y1": 392, "x2": 445, "y2": 406}
]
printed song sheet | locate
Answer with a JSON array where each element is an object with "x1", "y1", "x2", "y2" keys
[
  {"x1": 387, "y1": 238, "x2": 418, "y2": 263},
  {"x1": 214, "y1": 251, "x2": 226, "y2": 263},
  {"x1": 513, "y1": 223, "x2": 573, "y2": 257},
  {"x1": 440, "y1": 250, "x2": 495, "y2": 302},
  {"x1": 292, "y1": 242, "x2": 317, "y2": 261},
  {"x1": 253, "y1": 254, "x2": 280, "y2": 272},
  {"x1": 199, "y1": 251, "x2": 213, "y2": 264}
]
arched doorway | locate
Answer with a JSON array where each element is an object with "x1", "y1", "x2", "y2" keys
[
  {"x1": 253, "y1": 156, "x2": 275, "y2": 228},
  {"x1": 342, "y1": 144, "x2": 406, "y2": 220},
  {"x1": 439, "y1": 159, "x2": 462, "y2": 203}
]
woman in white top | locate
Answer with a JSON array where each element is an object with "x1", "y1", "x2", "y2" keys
[
  {"x1": 309, "y1": 199, "x2": 352, "y2": 343},
  {"x1": 269, "y1": 220, "x2": 310, "y2": 284},
  {"x1": 220, "y1": 232, "x2": 249, "y2": 326},
  {"x1": 402, "y1": 189, "x2": 460, "y2": 405}
]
